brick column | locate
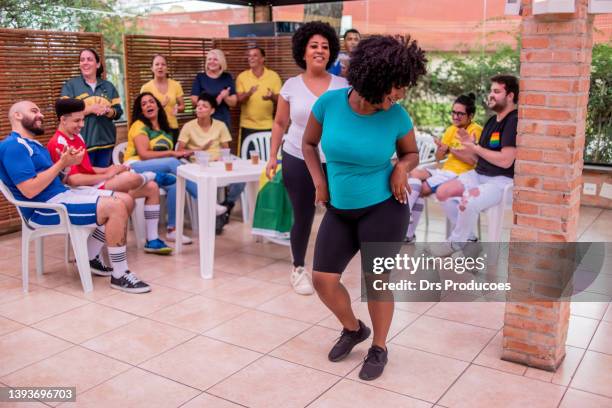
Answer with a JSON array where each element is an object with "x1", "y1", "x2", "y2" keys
[
  {"x1": 253, "y1": 5, "x2": 272, "y2": 22},
  {"x1": 502, "y1": 0, "x2": 594, "y2": 371}
]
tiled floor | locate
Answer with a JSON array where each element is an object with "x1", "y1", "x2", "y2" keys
[{"x1": 0, "y1": 205, "x2": 610, "y2": 407}]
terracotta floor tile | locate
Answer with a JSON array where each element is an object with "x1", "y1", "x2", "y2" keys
[
  {"x1": 560, "y1": 388, "x2": 612, "y2": 408},
  {"x1": 97, "y1": 284, "x2": 192, "y2": 317},
  {"x1": 200, "y1": 276, "x2": 289, "y2": 308},
  {"x1": 213, "y1": 252, "x2": 276, "y2": 275},
  {"x1": 181, "y1": 392, "x2": 244, "y2": 408},
  {"x1": 0, "y1": 290, "x2": 88, "y2": 325},
  {"x1": 0, "y1": 316, "x2": 23, "y2": 337},
  {"x1": 204, "y1": 310, "x2": 310, "y2": 353},
  {"x1": 524, "y1": 346, "x2": 585, "y2": 386},
  {"x1": 33, "y1": 303, "x2": 138, "y2": 344},
  {"x1": 140, "y1": 335, "x2": 261, "y2": 390},
  {"x1": 208, "y1": 356, "x2": 339, "y2": 408},
  {"x1": 425, "y1": 300, "x2": 505, "y2": 330},
  {"x1": 309, "y1": 379, "x2": 432, "y2": 408},
  {"x1": 588, "y1": 321, "x2": 612, "y2": 355},
  {"x1": 270, "y1": 325, "x2": 367, "y2": 376},
  {"x1": 256, "y1": 290, "x2": 332, "y2": 323},
  {"x1": 60, "y1": 367, "x2": 199, "y2": 408},
  {"x1": 1, "y1": 346, "x2": 130, "y2": 395},
  {"x1": 0, "y1": 327, "x2": 71, "y2": 377},
  {"x1": 239, "y1": 241, "x2": 292, "y2": 260},
  {"x1": 604, "y1": 303, "x2": 612, "y2": 323},
  {"x1": 82, "y1": 318, "x2": 195, "y2": 365},
  {"x1": 570, "y1": 300, "x2": 610, "y2": 320},
  {"x1": 151, "y1": 295, "x2": 248, "y2": 333},
  {"x1": 567, "y1": 315, "x2": 599, "y2": 349},
  {"x1": 347, "y1": 345, "x2": 468, "y2": 403},
  {"x1": 246, "y1": 260, "x2": 293, "y2": 285},
  {"x1": 391, "y1": 315, "x2": 496, "y2": 361},
  {"x1": 151, "y1": 268, "x2": 240, "y2": 293},
  {"x1": 0, "y1": 277, "x2": 44, "y2": 305},
  {"x1": 473, "y1": 331, "x2": 527, "y2": 375},
  {"x1": 571, "y1": 350, "x2": 612, "y2": 398},
  {"x1": 440, "y1": 365, "x2": 566, "y2": 408},
  {"x1": 52, "y1": 276, "x2": 119, "y2": 301}
]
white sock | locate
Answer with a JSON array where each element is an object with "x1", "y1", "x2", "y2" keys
[
  {"x1": 406, "y1": 178, "x2": 423, "y2": 238},
  {"x1": 144, "y1": 204, "x2": 160, "y2": 241},
  {"x1": 407, "y1": 197, "x2": 425, "y2": 238},
  {"x1": 108, "y1": 246, "x2": 129, "y2": 278},
  {"x1": 138, "y1": 171, "x2": 156, "y2": 188},
  {"x1": 87, "y1": 226, "x2": 106, "y2": 260}
]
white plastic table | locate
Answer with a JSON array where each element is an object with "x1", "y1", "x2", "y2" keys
[{"x1": 175, "y1": 160, "x2": 266, "y2": 278}]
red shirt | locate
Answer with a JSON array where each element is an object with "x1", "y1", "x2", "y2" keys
[{"x1": 47, "y1": 130, "x2": 96, "y2": 176}]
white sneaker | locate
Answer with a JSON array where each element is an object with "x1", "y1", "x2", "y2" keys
[
  {"x1": 216, "y1": 204, "x2": 228, "y2": 216},
  {"x1": 290, "y1": 266, "x2": 314, "y2": 295},
  {"x1": 166, "y1": 229, "x2": 193, "y2": 245}
]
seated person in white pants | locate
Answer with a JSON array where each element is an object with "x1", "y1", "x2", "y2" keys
[
  {"x1": 429, "y1": 75, "x2": 518, "y2": 256},
  {"x1": 405, "y1": 94, "x2": 482, "y2": 242},
  {"x1": 0, "y1": 101, "x2": 151, "y2": 293},
  {"x1": 47, "y1": 99, "x2": 173, "y2": 263}
]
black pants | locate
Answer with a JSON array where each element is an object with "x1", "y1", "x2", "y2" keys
[
  {"x1": 282, "y1": 151, "x2": 326, "y2": 267},
  {"x1": 313, "y1": 197, "x2": 410, "y2": 273}
]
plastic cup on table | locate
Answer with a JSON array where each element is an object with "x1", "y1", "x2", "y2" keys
[
  {"x1": 220, "y1": 148, "x2": 231, "y2": 162},
  {"x1": 194, "y1": 151, "x2": 210, "y2": 169},
  {"x1": 250, "y1": 150, "x2": 260, "y2": 165}
]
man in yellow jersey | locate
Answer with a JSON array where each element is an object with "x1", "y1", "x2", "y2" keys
[
  {"x1": 405, "y1": 94, "x2": 482, "y2": 242},
  {"x1": 236, "y1": 47, "x2": 282, "y2": 151}
]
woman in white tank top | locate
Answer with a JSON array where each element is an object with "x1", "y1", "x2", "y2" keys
[{"x1": 265, "y1": 22, "x2": 348, "y2": 295}]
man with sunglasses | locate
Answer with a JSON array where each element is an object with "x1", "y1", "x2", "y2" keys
[
  {"x1": 405, "y1": 93, "x2": 482, "y2": 242},
  {"x1": 429, "y1": 75, "x2": 518, "y2": 257}
]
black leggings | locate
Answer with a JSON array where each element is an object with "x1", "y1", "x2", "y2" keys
[
  {"x1": 282, "y1": 151, "x2": 326, "y2": 267},
  {"x1": 313, "y1": 197, "x2": 410, "y2": 273}
]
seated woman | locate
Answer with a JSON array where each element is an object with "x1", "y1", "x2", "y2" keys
[
  {"x1": 123, "y1": 92, "x2": 200, "y2": 244},
  {"x1": 177, "y1": 92, "x2": 241, "y2": 235},
  {"x1": 404, "y1": 93, "x2": 482, "y2": 242}
]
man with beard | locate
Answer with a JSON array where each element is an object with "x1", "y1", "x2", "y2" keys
[
  {"x1": 429, "y1": 75, "x2": 518, "y2": 257},
  {"x1": 0, "y1": 101, "x2": 151, "y2": 293}
]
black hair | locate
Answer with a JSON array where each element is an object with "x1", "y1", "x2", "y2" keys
[
  {"x1": 197, "y1": 92, "x2": 218, "y2": 110},
  {"x1": 55, "y1": 98, "x2": 85, "y2": 119},
  {"x1": 80, "y1": 48, "x2": 104, "y2": 78},
  {"x1": 131, "y1": 92, "x2": 172, "y2": 134},
  {"x1": 491, "y1": 74, "x2": 519, "y2": 104},
  {"x1": 347, "y1": 35, "x2": 427, "y2": 105},
  {"x1": 454, "y1": 93, "x2": 477, "y2": 116},
  {"x1": 248, "y1": 46, "x2": 266, "y2": 57},
  {"x1": 291, "y1": 21, "x2": 340, "y2": 70},
  {"x1": 343, "y1": 28, "x2": 361, "y2": 40}
]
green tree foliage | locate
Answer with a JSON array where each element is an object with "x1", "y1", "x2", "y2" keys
[
  {"x1": 0, "y1": 0, "x2": 139, "y2": 53},
  {"x1": 585, "y1": 44, "x2": 612, "y2": 164}
]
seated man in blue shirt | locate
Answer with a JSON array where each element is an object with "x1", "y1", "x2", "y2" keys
[{"x1": 0, "y1": 101, "x2": 150, "y2": 294}]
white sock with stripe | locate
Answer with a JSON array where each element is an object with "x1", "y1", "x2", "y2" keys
[
  {"x1": 108, "y1": 246, "x2": 129, "y2": 278},
  {"x1": 144, "y1": 204, "x2": 160, "y2": 241},
  {"x1": 87, "y1": 226, "x2": 106, "y2": 260}
]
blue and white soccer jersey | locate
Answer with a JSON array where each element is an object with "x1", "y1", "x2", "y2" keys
[
  {"x1": 0, "y1": 132, "x2": 108, "y2": 227},
  {"x1": 425, "y1": 168, "x2": 459, "y2": 192}
]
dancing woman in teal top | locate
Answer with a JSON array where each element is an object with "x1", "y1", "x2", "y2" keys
[{"x1": 302, "y1": 35, "x2": 426, "y2": 381}]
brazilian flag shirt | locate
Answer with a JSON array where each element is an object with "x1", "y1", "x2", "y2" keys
[{"x1": 124, "y1": 120, "x2": 174, "y2": 162}]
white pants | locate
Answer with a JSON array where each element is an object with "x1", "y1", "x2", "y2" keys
[{"x1": 444, "y1": 170, "x2": 513, "y2": 243}]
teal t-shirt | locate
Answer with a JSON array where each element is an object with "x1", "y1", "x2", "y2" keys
[{"x1": 312, "y1": 88, "x2": 413, "y2": 210}]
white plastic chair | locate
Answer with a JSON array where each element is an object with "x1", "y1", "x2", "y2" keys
[
  {"x1": 415, "y1": 133, "x2": 438, "y2": 229},
  {"x1": 239, "y1": 131, "x2": 271, "y2": 222},
  {"x1": 0, "y1": 180, "x2": 95, "y2": 293}
]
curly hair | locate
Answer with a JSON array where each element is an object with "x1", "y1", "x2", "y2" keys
[
  {"x1": 292, "y1": 21, "x2": 340, "y2": 70},
  {"x1": 131, "y1": 92, "x2": 172, "y2": 134},
  {"x1": 347, "y1": 35, "x2": 427, "y2": 105}
]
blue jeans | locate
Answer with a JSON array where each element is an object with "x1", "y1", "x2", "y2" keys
[
  {"x1": 227, "y1": 183, "x2": 245, "y2": 203},
  {"x1": 130, "y1": 157, "x2": 197, "y2": 228}
]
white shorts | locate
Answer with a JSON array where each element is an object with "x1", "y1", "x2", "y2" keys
[
  {"x1": 425, "y1": 169, "x2": 458, "y2": 191},
  {"x1": 28, "y1": 188, "x2": 112, "y2": 227},
  {"x1": 457, "y1": 170, "x2": 513, "y2": 191}
]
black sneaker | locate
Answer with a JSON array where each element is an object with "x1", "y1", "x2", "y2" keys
[
  {"x1": 110, "y1": 271, "x2": 151, "y2": 294},
  {"x1": 328, "y1": 320, "x2": 371, "y2": 362},
  {"x1": 359, "y1": 345, "x2": 388, "y2": 381},
  {"x1": 215, "y1": 215, "x2": 225, "y2": 235},
  {"x1": 89, "y1": 256, "x2": 113, "y2": 277},
  {"x1": 221, "y1": 200, "x2": 235, "y2": 224}
]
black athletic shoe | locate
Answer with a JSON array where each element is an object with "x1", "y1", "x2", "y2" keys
[
  {"x1": 328, "y1": 320, "x2": 371, "y2": 362},
  {"x1": 215, "y1": 215, "x2": 225, "y2": 235},
  {"x1": 221, "y1": 200, "x2": 235, "y2": 224},
  {"x1": 110, "y1": 271, "x2": 151, "y2": 294},
  {"x1": 358, "y1": 345, "x2": 388, "y2": 381},
  {"x1": 89, "y1": 256, "x2": 113, "y2": 277}
]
